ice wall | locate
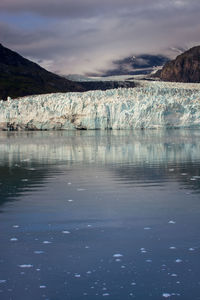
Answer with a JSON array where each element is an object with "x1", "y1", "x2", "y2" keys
[{"x1": 0, "y1": 81, "x2": 200, "y2": 130}]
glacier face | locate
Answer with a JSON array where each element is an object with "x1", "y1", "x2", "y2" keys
[{"x1": 0, "y1": 81, "x2": 200, "y2": 130}]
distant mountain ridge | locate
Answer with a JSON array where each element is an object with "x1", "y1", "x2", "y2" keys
[
  {"x1": 88, "y1": 54, "x2": 169, "y2": 77},
  {"x1": 157, "y1": 46, "x2": 200, "y2": 82},
  {"x1": 0, "y1": 43, "x2": 85, "y2": 100}
]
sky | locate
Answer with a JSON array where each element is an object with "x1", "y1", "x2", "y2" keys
[{"x1": 0, "y1": 0, "x2": 200, "y2": 75}]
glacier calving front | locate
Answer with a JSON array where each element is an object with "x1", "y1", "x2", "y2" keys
[{"x1": 0, "y1": 81, "x2": 200, "y2": 130}]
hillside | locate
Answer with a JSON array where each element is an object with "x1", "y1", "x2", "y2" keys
[
  {"x1": 158, "y1": 46, "x2": 200, "y2": 82},
  {"x1": 0, "y1": 44, "x2": 84, "y2": 100},
  {"x1": 0, "y1": 44, "x2": 136, "y2": 100}
]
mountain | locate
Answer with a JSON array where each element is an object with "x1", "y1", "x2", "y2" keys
[
  {"x1": 157, "y1": 46, "x2": 200, "y2": 82},
  {"x1": 0, "y1": 43, "x2": 84, "y2": 100},
  {"x1": 0, "y1": 44, "x2": 135, "y2": 100},
  {"x1": 88, "y1": 54, "x2": 169, "y2": 77}
]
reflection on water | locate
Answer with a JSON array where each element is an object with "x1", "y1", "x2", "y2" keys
[
  {"x1": 1, "y1": 129, "x2": 200, "y2": 165},
  {"x1": 0, "y1": 130, "x2": 200, "y2": 300}
]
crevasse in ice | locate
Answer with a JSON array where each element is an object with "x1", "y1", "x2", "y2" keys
[{"x1": 0, "y1": 81, "x2": 200, "y2": 130}]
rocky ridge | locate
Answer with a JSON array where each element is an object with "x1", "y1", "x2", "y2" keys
[{"x1": 158, "y1": 46, "x2": 200, "y2": 83}]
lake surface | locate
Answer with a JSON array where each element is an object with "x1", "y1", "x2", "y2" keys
[{"x1": 0, "y1": 130, "x2": 200, "y2": 300}]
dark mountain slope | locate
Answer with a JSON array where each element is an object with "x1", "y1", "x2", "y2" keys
[
  {"x1": 0, "y1": 44, "x2": 84, "y2": 100},
  {"x1": 0, "y1": 44, "x2": 135, "y2": 100},
  {"x1": 158, "y1": 46, "x2": 200, "y2": 82}
]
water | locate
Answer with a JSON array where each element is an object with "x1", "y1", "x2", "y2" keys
[{"x1": 0, "y1": 130, "x2": 200, "y2": 300}]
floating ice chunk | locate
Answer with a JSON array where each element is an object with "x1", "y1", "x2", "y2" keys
[
  {"x1": 131, "y1": 282, "x2": 136, "y2": 286},
  {"x1": 181, "y1": 173, "x2": 187, "y2": 176},
  {"x1": 144, "y1": 227, "x2": 151, "y2": 230},
  {"x1": 77, "y1": 188, "x2": 86, "y2": 191},
  {"x1": 68, "y1": 199, "x2": 73, "y2": 202},
  {"x1": 162, "y1": 293, "x2": 171, "y2": 298},
  {"x1": 39, "y1": 285, "x2": 46, "y2": 289},
  {"x1": 10, "y1": 237, "x2": 18, "y2": 241},
  {"x1": 34, "y1": 251, "x2": 44, "y2": 254},
  {"x1": 169, "y1": 246, "x2": 176, "y2": 250},
  {"x1": 171, "y1": 274, "x2": 177, "y2": 277},
  {"x1": 43, "y1": 241, "x2": 51, "y2": 244},
  {"x1": 62, "y1": 231, "x2": 70, "y2": 234},
  {"x1": 113, "y1": 254, "x2": 123, "y2": 258},
  {"x1": 168, "y1": 220, "x2": 176, "y2": 224},
  {"x1": 175, "y1": 259, "x2": 182, "y2": 263},
  {"x1": 19, "y1": 264, "x2": 33, "y2": 268},
  {"x1": 102, "y1": 293, "x2": 110, "y2": 296},
  {"x1": 146, "y1": 259, "x2": 152, "y2": 263},
  {"x1": 0, "y1": 280, "x2": 6, "y2": 284},
  {"x1": 189, "y1": 248, "x2": 195, "y2": 251},
  {"x1": 13, "y1": 225, "x2": 19, "y2": 228},
  {"x1": 74, "y1": 274, "x2": 81, "y2": 278}
]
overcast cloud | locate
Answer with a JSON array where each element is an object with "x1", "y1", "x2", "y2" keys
[{"x1": 0, "y1": 0, "x2": 200, "y2": 75}]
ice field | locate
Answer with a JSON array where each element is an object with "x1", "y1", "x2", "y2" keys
[{"x1": 0, "y1": 81, "x2": 200, "y2": 130}]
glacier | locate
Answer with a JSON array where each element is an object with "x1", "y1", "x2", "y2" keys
[{"x1": 0, "y1": 80, "x2": 200, "y2": 130}]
